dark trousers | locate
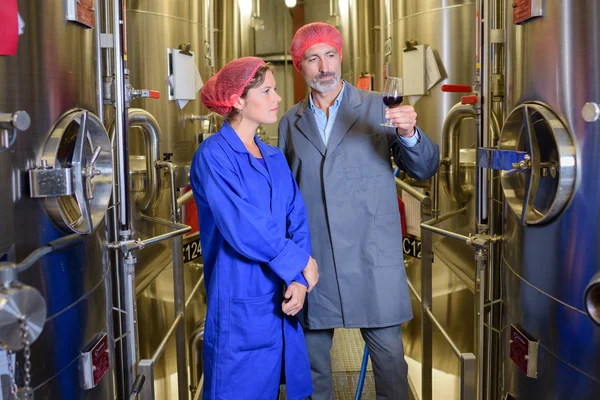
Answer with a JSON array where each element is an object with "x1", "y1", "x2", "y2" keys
[{"x1": 304, "y1": 325, "x2": 409, "y2": 400}]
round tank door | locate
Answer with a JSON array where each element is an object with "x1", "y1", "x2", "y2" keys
[
  {"x1": 29, "y1": 109, "x2": 113, "y2": 234},
  {"x1": 499, "y1": 103, "x2": 577, "y2": 225}
]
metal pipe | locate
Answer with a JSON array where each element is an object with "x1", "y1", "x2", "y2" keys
[
  {"x1": 107, "y1": 198, "x2": 127, "y2": 397},
  {"x1": 139, "y1": 214, "x2": 190, "y2": 231},
  {"x1": 421, "y1": 224, "x2": 471, "y2": 244},
  {"x1": 94, "y1": 0, "x2": 104, "y2": 122},
  {"x1": 103, "y1": 0, "x2": 113, "y2": 77},
  {"x1": 425, "y1": 308, "x2": 461, "y2": 358},
  {"x1": 476, "y1": 249, "x2": 488, "y2": 400},
  {"x1": 189, "y1": 321, "x2": 205, "y2": 396},
  {"x1": 185, "y1": 274, "x2": 205, "y2": 308},
  {"x1": 121, "y1": 253, "x2": 138, "y2": 399},
  {"x1": 177, "y1": 190, "x2": 194, "y2": 207},
  {"x1": 129, "y1": 109, "x2": 163, "y2": 212},
  {"x1": 283, "y1": 2, "x2": 289, "y2": 122},
  {"x1": 254, "y1": 0, "x2": 261, "y2": 18},
  {"x1": 113, "y1": 0, "x2": 130, "y2": 231},
  {"x1": 156, "y1": 161, "x2": 178, "y2": 221},
  {"x1": 159, "y1": 157, "x2": 189, "y2": 399},
  {"x1": 487, "y1": 2, "x2": 505, "y2": 398},
  {"x1": 233, "y1": 0, "x2": 240, "y2": 60},
  {"x1": 421, "y1": 227, "x2": 433, "y2": 400},
  {"x1": 394, "y1": 177, "x2": 430, "y2": 205},
  {"x1": 442, "y1": 103, "x2": 476, "y2": 204},
  {"x1": 208, "y1": 0, "x2": 215, "y2": 72},
  {"x1": 432, "y1": 173, "x2": 440, "y2": 219},
  {"x1": 150, "y1": 314, "x2": 184, "y2": 363},
  {"x1": 138, "y1": 226, "x2": 191, "y2": 248},
  {"x1": 172, "y1": 233, "x2": 189, "y2": 400},
  {"x1": 193, "y1": 375, "x2": 204, "y2": 400},
  {"x1": 479, "y1": 0, "x2": 491, "y2": 227},
  {"x1": 422, "y1": 207, "x2": 468, "y2": 227},
  {"x1": 112, "y1": 2, "x2": 136, "y2": 396},
  {"x1": 406, "y1": 277, "x2": 421, "y2": 304}
]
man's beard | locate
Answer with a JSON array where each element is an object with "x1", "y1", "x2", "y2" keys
[{"x1": 307, "y1": 72, "x2": 341, "y2": 93}]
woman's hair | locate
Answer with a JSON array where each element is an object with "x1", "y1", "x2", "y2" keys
[
  {"x1": 228, "y1": 63, "x2": 274, "y2": 118},
  {"x1": 241, "y1": 63, "x2": 273, "y2": 97}
]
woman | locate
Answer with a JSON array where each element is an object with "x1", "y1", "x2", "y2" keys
[{"x1": 190, "y1": 56, "x2": 318, "y2": 400}]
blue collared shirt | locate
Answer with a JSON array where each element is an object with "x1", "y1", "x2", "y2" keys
[
  {"x1": 308, "y1": 83, "x2": 346, "y2": 145},
  {"x1": 308, "y1": 82, "x2": 421, "y2": 147}
]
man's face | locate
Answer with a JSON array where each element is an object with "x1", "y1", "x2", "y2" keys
[{"x1": 299, "y1": 43, "x2": 342, "y2": 93}]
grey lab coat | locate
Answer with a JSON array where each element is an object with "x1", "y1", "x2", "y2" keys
[{"x1": 278, "y1": 83, "x2": 439, "y2": 329}]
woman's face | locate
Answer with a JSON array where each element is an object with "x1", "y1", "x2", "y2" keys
[{"x1": 238, "y1": 70, "x2": 281, "y2": 125}]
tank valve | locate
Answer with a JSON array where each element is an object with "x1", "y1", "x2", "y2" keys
[
  {"x1": 441, "y1": 84, "x2": 479, "y2": 106},
  {"x1": 582, "y1": 102, "x2": 600, "y2": 123},
  {"x1": 0, "y1": 278, "x2": 46, "y2": 351},
  {"x1": 128, "y1": 85, "x2": 161, "y2": 101},
  {"x1": 0, "y1": 110, "x2": 31, "y2": 151}
]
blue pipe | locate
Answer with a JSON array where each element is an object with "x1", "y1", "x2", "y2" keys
[{"x1": 354, "y1": 344, "x2": 369, "y2": 400}]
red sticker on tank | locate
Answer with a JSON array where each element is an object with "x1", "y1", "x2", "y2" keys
[
  {"x1": 91, "y1": 334, "x2": 110, "y2": 386},
  {"x1": 76, "y1": 0, "x2": 95, "y2": 28},
  {"x1": 513, "y1": 0, "x2": 543, "y2": 24},
  {"x1": 509, "y1": 325, "x2": 530, "y2": 375},
  {"x1": 0, "y1": 0, "x2": 19, "y2": 56}
]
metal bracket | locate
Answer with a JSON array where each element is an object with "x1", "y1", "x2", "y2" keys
[
  {"x1": 29, "y1": 167, "x2": 74, "y2": 198},
  {"x1": 384, "y1": 37, "x2": 393, "y2": 57},
  {"x1": 108, "y1": 238, "x2": 145, "y2": 254},
  {"x1": 204, "y1": 41, "x2": 211, "y2": 62},
  {"x1": 100, "y1": 33, "x2": 114, "y2": 48},
  {"x1": 477, "y1": 148, "x2": 529, "y2": 171},
  {"x1": 466, "y1": 233, "x2": 503, "y2": 248}
]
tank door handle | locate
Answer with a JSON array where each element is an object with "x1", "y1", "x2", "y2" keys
[
  {"x1": 72, "y1": 111, "x2": 94, "y2": 234},
  {"x1": 520, "y1": 105, "x2": 541, "y2": 225},
  {"x1": 477, "y1": 148, "x2": 529, "y2": 172}
]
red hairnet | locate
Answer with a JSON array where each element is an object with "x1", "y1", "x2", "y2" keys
[
  {"x1": 200, "y1": 56, "x2": 265, "y2": 115},
  {"x1": 290, "y1": 22, "x2": 343, "y2": 72}
]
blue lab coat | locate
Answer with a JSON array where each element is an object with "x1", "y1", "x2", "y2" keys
[{"x1": 190, "y1": 121, "x2": 313, "y2": 400}]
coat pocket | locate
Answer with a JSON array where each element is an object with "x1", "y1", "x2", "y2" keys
[
  {"x1": 374, "y1": 213, "x2": 404, "y2": 268},
  {"x1": 229, "y1": 292, "x2": 279, "y2": 352}
]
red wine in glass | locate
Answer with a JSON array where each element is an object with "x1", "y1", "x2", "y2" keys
[
  {"x1": 383, "y1": 95, "x2": 404, "y2": 107},
  {"x1": 381, "y1": 77, "x2": 404, "y2": 127}
]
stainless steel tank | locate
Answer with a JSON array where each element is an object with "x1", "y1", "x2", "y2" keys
[
  {"x1": 382, "y1": 1, "x2": 478, "y2": 398},
  {"x1": 347, "y1": 0, "x2": 383, "y2": 91},
  {"x1": 0, "y1": 1, "x2": 115, "y2": 398},
  {"x1": 124, "y1": 1, "x2": 210, "y2": 398},
  {"x1": 500, "y1": 1, "x2": 600, "y2": 398}
]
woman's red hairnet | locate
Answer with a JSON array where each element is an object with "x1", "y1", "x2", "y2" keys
[{"x1": 200, "y1": 56, "x2": 265, "y2": 115}]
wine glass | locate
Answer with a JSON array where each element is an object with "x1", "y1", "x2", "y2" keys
[{"x1": 381, "y1": 77, "x2": 404, "y2": 127}]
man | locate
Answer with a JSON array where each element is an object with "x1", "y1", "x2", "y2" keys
[{"x1": 278, "y1": 22, "x2": 439, "y2": 399}]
